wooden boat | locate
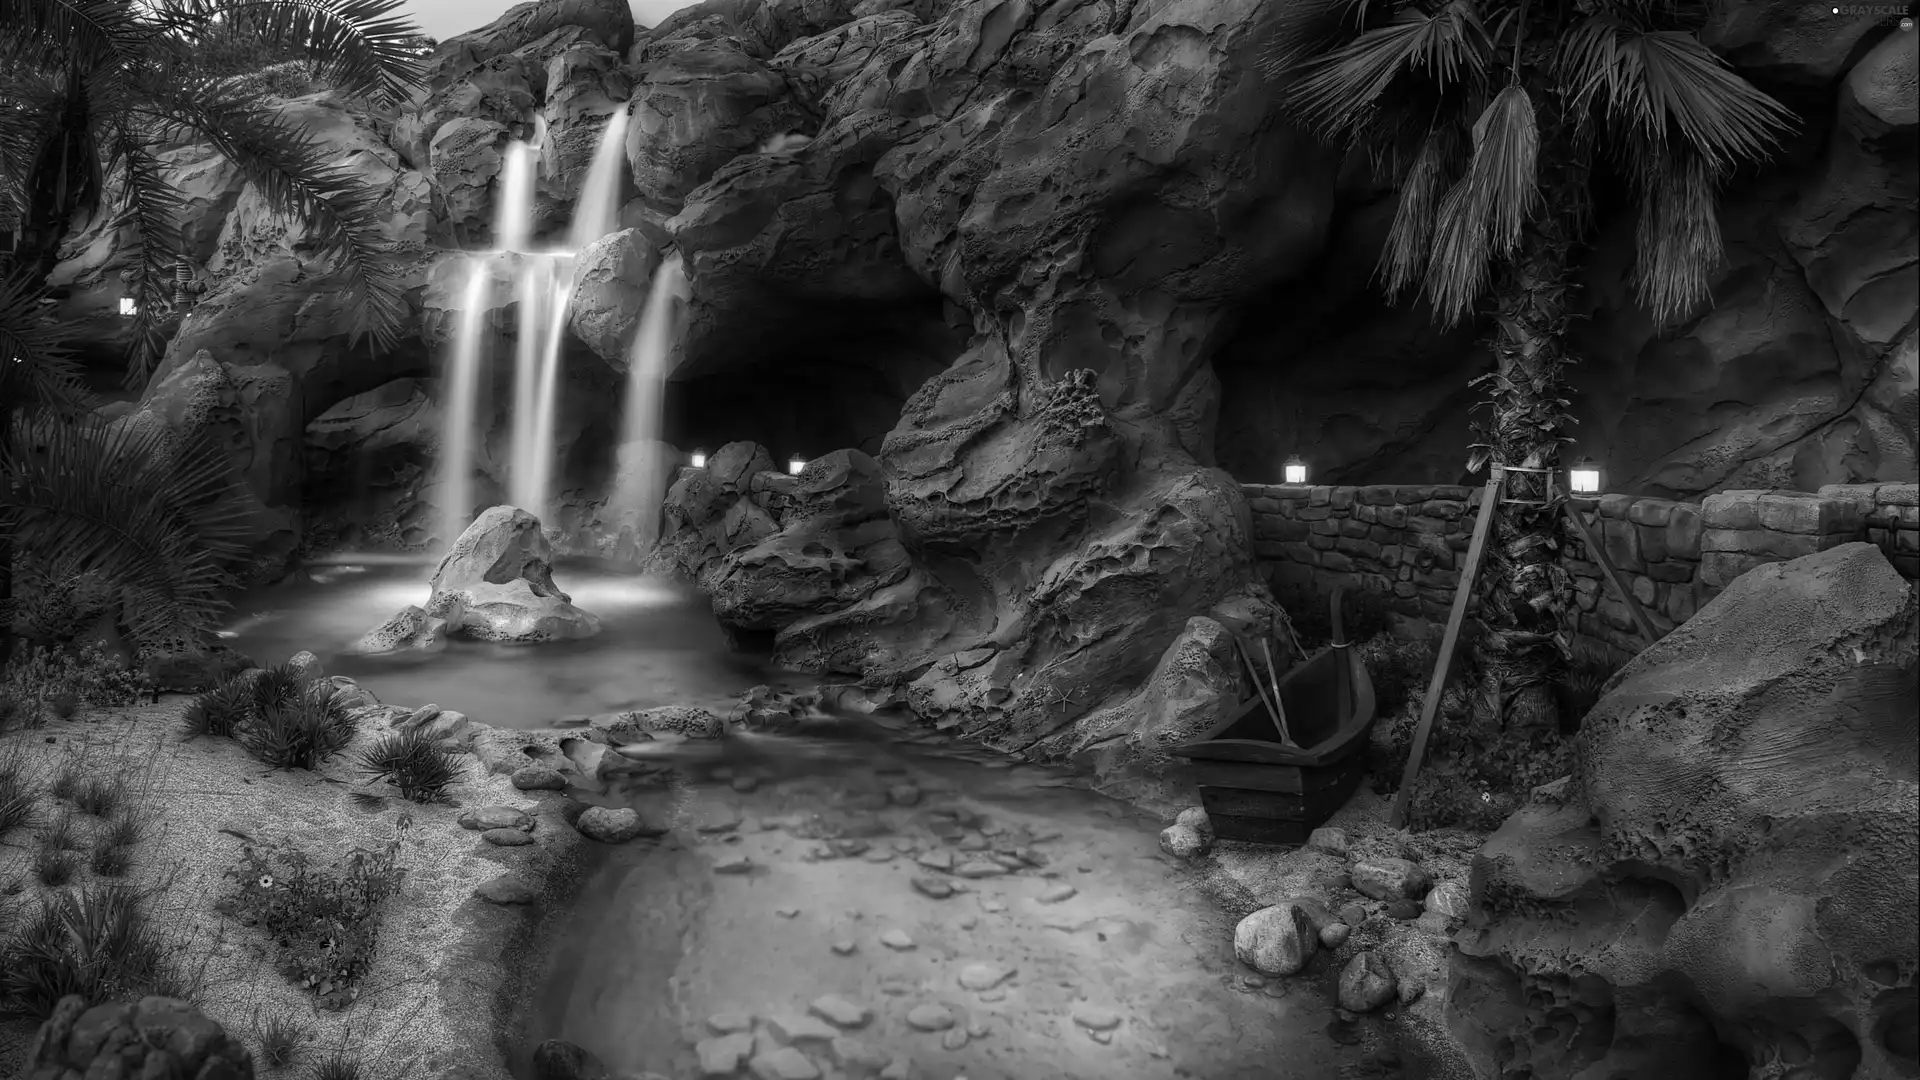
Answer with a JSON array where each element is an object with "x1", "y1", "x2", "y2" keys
[{"x1": 1171, "y1": 588, "x2": 1377, "y2": 845}]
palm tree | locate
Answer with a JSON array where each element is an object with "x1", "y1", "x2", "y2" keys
[
  {"x1": 1263, "y1": 2, "x2": 1794, "y2": 751},
  {"x1": 0, "y1": 0, "x2": 428, "y2": 662}
]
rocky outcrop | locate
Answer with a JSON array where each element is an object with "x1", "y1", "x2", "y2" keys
[
  {"x1": 23, "y1": 995, "x2": 255, "y2": 1079},
  {"x1": 567, "y1": 227, "x2": 663, "y2": 366},
  {"x1": 1448, "y1": 543, "x2": 1919, "y2": 1079}
]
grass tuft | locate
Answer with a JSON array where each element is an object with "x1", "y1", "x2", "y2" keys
[
  {"x1": 0, "y1": 744, "x2": 38, "y2": 838},
  {"x1": 181, "y1": 675, "x2": 256, "y2": 740},
  {"x1": 241, "y1": 684, "x2": 360, "y2": 770},
  {"x1": 309, "y1": 1051, "x2": 364, "y2": 1080},
  {"x1": 255, "y1": 1005, "x2": 313, "y2": 1067},
  {"x1": 72, "y1": 775, "x2": 125, "y2": 817},
  {"x1": 358, "y1": 730, "x2": 463, "y2": 803},
  {"x1": 0, "y1": 885, "x2": 174, "y2": 1021},
  {"x1": 88, "y1": 842, "x2": 134, "y2": 878}
]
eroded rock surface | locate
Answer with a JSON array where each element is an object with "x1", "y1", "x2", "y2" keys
[{"x1": 1448, "y1": 543, "x2": 1919, "y2": 1079}]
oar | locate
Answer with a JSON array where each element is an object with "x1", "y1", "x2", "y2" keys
[
  {"x1": 1258, "y1": 637, "x2": 1294, "y2": 745},
  {"x1": 1231, "y1": 632, "x2": 1291, "y2": 746}
]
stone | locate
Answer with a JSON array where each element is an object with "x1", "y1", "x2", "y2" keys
[
  {"x1": 285, "y1": 650, "x2": 326, "y2": 682},
  {"x1": 512, "y1": 765, "x2": 570, "y2": 791},
  {"x1": 1318, "y1": 923, "x2": 1351, "y2": 949},
  {"x1": 747, "y1": 1048, "x2": 819, "y2": 1080},
  {"x1": 807, "y1": 996, "x2": 871, "y2": 1030},
  {"x1": 957, "y1": 962, "x2": 1014, "y2": 991},
  {"x1": 830, "y1": 940, "x2": 857, "y2": 955},
  {"x1": 482, "y1": 827, "x2": 535, "y2": 847},
  {"x1": 1175, "y1": 805, "x2": 1215, "y2": 843},
  {"x1": 1423, "y1": 881, "x2": 1470, "y2": 920},
  {"x1": 768, "y1": 1013, "x2": 839, "y2": 1042},
  {"x1": 460, "y1": 805, "x2": 534, "y2": 832},
  {"x1": 1349, "y1": 857, "x2": 1433, "y2": 902},
  {"x1": 1450, "y1": 545, "x2": 1919, "y2": 1079},
  {"x1": 1159, "y1": 823, "x2": 1210, "y2": 860},
  {"x1": 531, "y1": 1039, "x2": 608, "y2": 1080},
  {"x1": 575, "y1": 806, "x2": 653, "y2": 843},
  {"x1": 887, "y1": 784, "x2": 922, "y2": 806},
  {"x1": 713, "y1": 855, "x2": 754, "y2": 874},
  {"x1": 1233, "y1": 903, "x2": 1318, "y2": 977},
  {"x1": 1336, "y1": 952, "x2": 1398, "y2": 1014},
  {"x1": 1306, "y1": 827, "x2": 1349, "y2": 856},
  {"x1": 1070, "y1": 1004, "x2": 1123, "y2": 1032},
  {"x1": 697, "y1": 1033, "x2": 754, "y2": 1077},
  {"x1": 475, "y1": 873, "x2": 539, "y2": 905},
  {"x1": 1385, "y1": 899, "x2": 1423, "y2": 921},
  {"x1": 904, "y1": 1004, "x2": 954, "y2": 1032},
  {"x1": 911, "y1": 876, "x2": 955, "y2": 899},
  {"x1": 21, "y1": 997, "x2": 254, "y2": 1079},
  {"x1": 707, "y1": 1012, "x2": 753, "y2": 1034},
  {"x1": 879, "y1": 929, "x2": 915, "y2": 951},
  {"x1": 878, "y1": 1057, "x2": 913, "y2": 1080},
  {"x1": 567, "y1": 227, "x2": 664, "y2": 365},
  {"x1": 1037, "y1": 884, "x2": 1077, "y2": 904},
  {"x1": 951, "y1": 860, "x2": 1005, "y2": 879}
]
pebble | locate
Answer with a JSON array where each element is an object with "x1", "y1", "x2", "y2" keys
[
  {"x1": 1338, "y1": 902, "x2": 1368, "y2": 927},
  {"x1": 1305, "y1": 826, "x2": 1350, "y2": 856},
  {"x1": 808, "y1": 996, "x2": 871, "y2": 1030},
  {"x1": 966, "y1": 1019, "x2": 989, "y2": 1039},
  {"x1": 707, "y1": 1012, "x2": 754, "y2": 1034},
  {"x1": 1070, "y1": 1004, "x2": 1122, "y2": 1032},
  {"x1": 473, "y1": 873, "x2": 539, "y2": 905},
  {"x1": 1319, "y1": 922, "x2": 1351, "y2": 949},
  {"x1": 511, "y1": 765, "x2": 570, "y2": 791},
  {"x1": 905, "y1": 1004, "x2": 955, "y2": 1031},
  {"x1": 952, "y1": 860, "x2": 1005, "y2": 879},
  {"x1": 747, "y1": 1047, "x2": 819, "y2": 1080},
  {"x1": 1337, "y1": 951, "x2": 1399, "y2": 1013},
  {"x1": 863, "y1": 849, "x2": 896, "y2": 863},
  {"x1": 940, "y1": 1028, "x2": 969, "y2": 1050},
  {"x1": 956, "y1": 833, "x2": 991, "y2": 851},
  {"x1": 880, "y1": 929, "x2": 916, "y2": 950},
  {"x1": 1425, "y1": 881, "x2": 1471, "y2": 920},
  {"x1": 714, "y1": 855, "x2": 755, "y2": 874},
  {"x1": 575, "y1": 806, "x2": 652, "y2": 843},
  {"x1": 879, "y1": 1058, "x2": 913, "y2": 1080},
  {"x1": 697, "y1": 1033, "x2": 754, "y2": 1076},
  {"x1": 1158, "y1": 824, "x2": 1209, "y2": 860},
  {"x1": 768, "y1": 1014, "x2": 840, "y2": 1042},
  {"x1": 915, "y1": 850, "x2": 955, "y2": 871},
  {"x1": 1037, "y1": 884, "x2": 1077, "y2": 904},
  {"x1": 459, "y1": 805, "x2": 534, "y2": 832},
  {"x1": 1399, "y1": 981, "x2": 1427, "y2": 1006},
  {"x1": 1174, "y1": 806, "x2": 1213, "y2": 842},
  {"x1": 698, "y1": 816, "x2": 743, "y2": 834},
  {"x1": 1350, "y1": 856, "x2": 1434, "y2": 902},
  {"x1": 957, "y1": 915, "x2": 978, "y2": 930},
  {"x1": 776, "y1": 907, "x2": 800, "y2": 919},
  {"x1": 957, "y1": 962, "x2": 1014, "y2": 991},
  {"x1": 831, "y1": 940, "x2": 858, "y2": 955},
  {"x1": 980, "y1": 900, "x2": 1006, "y2": 913},
  {"x1": 911, "y1": 876, "x2": 956, "y2": 900},
  {"x1": 482, "y1": 828, "x2": 534, "y2": 847}
]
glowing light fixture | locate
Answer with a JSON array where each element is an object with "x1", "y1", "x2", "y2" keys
[
  {"x1": 117, "y1": 297, "x2": 137, "y2": 316},
  {"x1": 1282, "y1": 455, "x2": 1308, "y2": 485},
  {"x1": 690, "y1": 448, "x2": 709, "y2": 469},
  {"x1": 1569, "y1": 457, "x2": 1603, "y2": 494},
  {"x1": 787, "y1": 455, "x2": 807, "y2": 476}
]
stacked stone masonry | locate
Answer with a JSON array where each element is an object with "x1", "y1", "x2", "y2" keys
[{"x1": 1244, "y1": 481, "x2": 1918, "y2": 657}]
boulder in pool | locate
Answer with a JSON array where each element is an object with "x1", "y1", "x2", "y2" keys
[{"x1": 357, "y1": 506, "x2": 602, "y2": 651}]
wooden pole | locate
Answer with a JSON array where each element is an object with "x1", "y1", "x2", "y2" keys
[
  {"x1": 1390, "y1": 468, "x2": 1505, "y2": 829},
  {"x1": 1561, "y1": 502, "x2": 1662, "y2": 647}
]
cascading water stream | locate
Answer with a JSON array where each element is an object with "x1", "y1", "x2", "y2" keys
[
  {"x1": 611, "y1": 254, "x2": 688, "y2": 547},
  {"x1": 435, "y1": 258, "x2": 492, "y2": 549},
  {"x1": 568, "y1": 109, "x2": 629, "y2": 249},
  {"x1": 506, "y1": 257, "x2": 553, "y2": 514}
]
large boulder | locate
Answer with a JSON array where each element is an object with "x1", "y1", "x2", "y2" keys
[
  {"x1": 1448, "y1": 543, "x2": 1919, "y2": 1079},
  {"x1": 567, "y1": 227, "x2": 664, "y2": 365},
  {"x1": 23, "y1": 995, "x2": 255, "y2": 1079}
]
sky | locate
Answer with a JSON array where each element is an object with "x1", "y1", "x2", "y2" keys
[{"x1": 404, "y1": 0, "x2": 693, "y2": 42}]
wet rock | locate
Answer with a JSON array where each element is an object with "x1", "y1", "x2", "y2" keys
[
  {"x1": 1337, "y1": 952, "x2": 1398, "y2": 1013},
  {"x1": 483, "y1": 827, "x2": 535, "y2": 847},
  {"x1": 748, "y1": 1047, "x2": 820, "y2": 1080},
  {"x1": 375, "y1": 506, "x2": 601, "y2": 647},
  {"x1": 1338, "y1": 902, "x2": 1368, "y2": 927},
  {"x1": 1306, "y1": 827, "x2": 1349, "y2": 856},
  {"x1": 531, "y1": 1039, "x2": 608, "y2": 1080},
  {"x1": 1424, "y1": 881, "x2": 1470, "y2": 920},
  {"x1": 713, "y1": 855, "x2": 754, "y2": 874},
  {"x1": 808, "y1": 995, "x2": 871, "y2": 1029},
  {"x1": 879, "y1": 929, "x2": 915, "y2": 950},
  {"x1": 1071, "y1": 1004, "x2": 1123, "y2": 1031},
  {"x1": 952, "y1": 860, "x2": 1005, "y2": 878},
  {"x1": 460, "y1": 805, "x2": 534, "y2": 831},
  {"x1": 512, "y1": 764, "x2": 570, "y2": 791},
  {"x1": 1350, "y1": 856, "x2": 1433, "y2": 901},
  {"x1": 904, "y1": 1004, "x2": 954, "y2": 1031},
  {"x1": 575, "y1": 806, "x2": 652, "y2": 843},
  {"x1": 697, "y1": 1033, "x2": 753, "y2": 1076},
  {"x1": 957, "y1": 962, "x2": 1014, "y2": 991},
  {"x1": 830, "y1": 940, "x2": 857, "y2": 955},
  {"x1": 1318, "y1": 922, "x2": 1351, "y2": 949},
  {"x1": 475, "y1": 873, "x2": 539, "y2": 905},
  {"x1": 1234, "y1": 902, "x2": 1318, "y2": 976},
  {"x1": 911, "y1": 876, "x2": 955, "y2": 900},
  {"x1": 1159, "y1": 823, "x2": 1210, "y2": 860},
  {"x1": 1037, "y1": 884, "x2": 1077, "y2": 904}
]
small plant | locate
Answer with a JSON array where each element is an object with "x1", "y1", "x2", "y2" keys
[
  {"x1": 49, "y1": 757, "x2": 84, "y2": 802},
  {"x1": 0, "y1": 885, "x2": 173, "y2": 1020},
  {"x1": 181, "y1": 676, "x2": 256, "y2": 739},
  {"x1": 248, "y1": 662, "x2": 307, "y2": 716},
  {"x1": 89, "y1": 841, "x2": 133, "y2": 878},
  {"x1": 254, "y1": 1005, "x2": 313, "y2": 1067},
  {"x1": 241, "y1": 684, "x2": 360, "y2": 770},
  {"x1": 101, "y1": 809, "x2": 143, "y2": 850},
  {"x1": 0, "y1": 644, "x2": 153, "y2": 725},
  {"x1": 219, "y1": 818, "x2": 410, "y2": 1008},
  {"x1": 72, "y1": 775, "x2": 125, "y2": 817},
  {"x1": 33, "y1": 846, "x2": 78, "y2": 887},
  {"x1": 310, "y1": 1051, "x2": 364, "y2": 1080},
  {"x1": 359, "y1": 730, "x2": 462, "y2": 803},
  {"x1": 0, "y1": 744, "x2": 37, "y2": 837}
]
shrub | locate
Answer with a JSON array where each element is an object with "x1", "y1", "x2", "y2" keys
[
  {"x1": 89, "y1": 841, "x2": 133, "y2": 878},
  {"x1": 181, "y1": 675, "x2": 255, "y2": 739},
  {"x1": 241, "y1": 684, "x2": 360, "y2": 770},
  {"x1": 0, "y1": 644, "x2": 152, "y2": 724},
  {"x1": 0, "y1": 743, "x2": 37, "y2": 837},
  {"x1": 248, "y1": 662, "x2": 307, "y2": 715},
  {"x1": 359, "y1": 730, "x2": 462, "y2": 803},
  {"x1": 254, "y1": 1005, "x2": 313, "y2": 1067},
  {"x1": 218, "y1": 820, "x2": 410, "y2": 1008},
  {"x1": 72, "y1": 775, "x2": 125, "y2": 817},
  {"x1": 0, "y1": 885, "x2": 174, "y2": 1021},
  {"x1": 310, "y1": 1051, "x2": 365, "y2": 1080}
]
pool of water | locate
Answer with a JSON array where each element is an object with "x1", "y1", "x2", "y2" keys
[
  {"x1": 521, "y1": 730, "x2": 1424, "y2": 1080},
  {"x1": 219, "y1": 555, "x2": 792, "y2": 727}
]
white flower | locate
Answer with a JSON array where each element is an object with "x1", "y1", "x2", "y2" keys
[{"x1": 258, "y1": 875, "x2": 274, "y2": 889}]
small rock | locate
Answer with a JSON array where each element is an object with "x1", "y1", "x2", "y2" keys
[
  {"x1": 1037, "y1": 884, "x2": 1077, "y2": 904},
  {"x1": 1399, "y1": 981, "x2": 1427, "y2": 1006},
  {"x1": 912, "y1": 876, "x2": 955, "y2": 900},
  {"x1": 1350, "y1": 856, "x2": 1434, "y2": 902},
  {"x1": 957, "y1": 915, "x2": 978, "y2": 930},
  {"x1": 697, "y1": 1033, "x2": 754, "y2": 1076},
  {"x1": 863, "y1": 848, "x2": 895, "y2": 863},
  {"x1": 483, "y1": 828, "x2": 535, "y2": 847},
  {"x1": 1159, "y1": 824, "x2": 1210, "y2": 860},
  {"x1": 980, "y1": 900, "x2": 1006, "y2": 913},
  {"x1": 1424, "y1": 881, "x2": 1470, "y2": 920},
  {"x1": 707, "y1": 1012, "x2": 754, "y2": 1034},
  {"x1": 880, "y1": 929, "x2": 916, "y2": 950},
  {"x1": 939, "y1": 1028, "x2": 968, "y2": 1050},
  {"x1": 714, "y1": 855, "x2": 755, "y2": 874},
  {"x1": 776, "y1": 907, "x2": 800, "y2": 919},
  {"x1": 475, "y1": 873, "x2": 538, "y2": 905},
  {"x1": 1338, "y1": 902, "x2": 1368, "y2": 927},
  {"x1": 732, "y1": 774, "x2": 760, "y2": 792},
  {"x1": 915, "y1": 850, "x2": 954, "y2": 871},
  {"x1": 957, "y1": 962, "x2": 1014, "y2": 991},
  {"x1": 887, "y1": 784, "x2": 923, "y2": 806},
  {"x1": 952, "y1": 860, "x2": 1005, "y2": 878},
  {"x1": 905, "y1": 1004, "x2": 954, "y2": 1031},
  {"x1": 831, "y1": 940, "x2": 857, "y2": 955},
  {"x1": 512, "y1": 765, "x2": 569, "y2": 791},
  {"x1": 1070, "y1": 1004, "x2": 1122, "y2": 1032},
  {"x1": 1318, "y1": 922, "x2": 1351, "y2": 949},
  {"x1": 808, "y1": 996, "x2": 871, "y2": 1030},
  {"x1": 1174, "y1": 805, "x2": 1213, "y2": 843},
  {"x1": 531, "y1": 1039, "x2": 606, "y2": 1080},
  {"x1": 879, "y1": 1057, "x2": 914, "y2": 1080},
  {"x1": 747, "y1": 1046, "x2": 819, "y2": 1080},
  {"x1": 1234, "y1": 903, "x2": 1318, "y2": 976},
  {"x1": 1386, "y1": 899, "x2": 1424, "y2": 920},
  {"x1": 286, "y1": 650, "x2": 326, "y2": 683},
  {"x1": 575, "y1": 806, "x2": 652, "y2": 843},
  {"x1": 460, "y1": 805, "x2": 534, "y2": 832},
  {"x1": 1337, "y1": 951, "x2": 1399, "y2": 1013},
  {"x1": 768, "y1": 1013, "x2": 840, "y2": 1042},
  {"x1": 830, "y1": 1037, "x2": 890, "y2": 1070},
  {"x1": 1306, "y1": 827, "x2": 1350, "y2": 856}
]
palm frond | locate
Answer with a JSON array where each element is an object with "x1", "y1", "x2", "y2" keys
[
  {"x1": 1259, "y1": 0, "x2": 1383, "y2": 80},
  {"x1": 0, "y1": 413, "x2": 254, "y2": 648},
  {"x1": 1423, "y1": 84, "x2": 1540, "y2": 325},
  {"x1": 97, "y1": 120, "x2": 188, "y2": 386},
  {"x1": 148, "y1": 0, "x2": 425, "y2": 109},
  {"x1": 1631, "y1": 146, "x2": 1722, "y2": 325},
  {"x1": 1557, "y1": 16, "x2": 1795, "y2": 175},
  {"x1": 1378, "y1": 123, "x2": 1464, "y2": 299},
  {"x1": 0, "y1": 272, "x2": 89, "y2": 415},
  {"x1": 1284, "y1": 3, "x2": 1497, "y2": 146},
  {"x1": 133, "y1": 76, "x2": 409, "y2": 352},
  {"x1": 0, "y1": 0, "x2": 147, "y2": 69},
  {"x1": 0, "y1": 69, "x2": 64, "y2": 222}
]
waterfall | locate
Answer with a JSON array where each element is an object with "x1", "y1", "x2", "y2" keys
[
  {"x1": 568, "y1": 108, "x2": 630, "y2": 250},
  {"x1": 610, "y1": 254, "x2": 689, "y2": 547},
  {"x1": 434, "y1": 257, "x2": 491, "y2": 549}
]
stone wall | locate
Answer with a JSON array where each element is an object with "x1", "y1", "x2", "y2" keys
[{"x1": 1245, "y1": 480, "x2": 1918, "y2": 656}]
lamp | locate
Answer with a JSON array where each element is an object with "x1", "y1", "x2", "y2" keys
[
  {"x1": 689, "y1": 448, "x2": 708, "y2": 469},
  {"x1": 787, "y1": 455, "x2": 807, "y2": 476},
  {"x1": 1282, "y1": 455, "x2": 1308, "y2": 485},
  {"x1": 117, "y1": 297, "x2": 137, "y2": 316},
  {"x1": 1569, "y1": 457, "x2": 1603, "y2": 494}
]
